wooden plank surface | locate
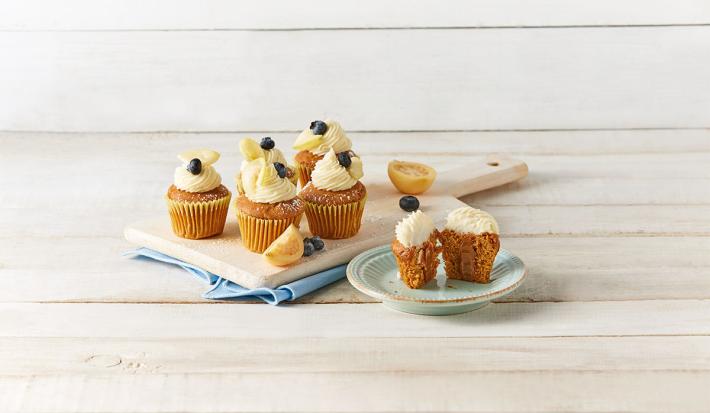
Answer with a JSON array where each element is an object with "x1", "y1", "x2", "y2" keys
[
  {"x1": 4, "y1": 129, "x2": 710, "y2": 412},
  {"x1": 2, "y1": 26, "x2": 709, "y2": 131},
  {"x1": 4, "y1": 301, "x2": 710, "y2": 338},
  {"x1": 3, "y1": 0, "x2": 710, "y2": 30}
]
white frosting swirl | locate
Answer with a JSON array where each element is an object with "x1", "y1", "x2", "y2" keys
[
  {"x1": 247, "y1": 161, "x2": 297, "y2": 203},
  {"x1": 311, "y1": 149, "x2": 358, "y2": 191},
  {"x1": 445, "y1": 207, "x2": 499, "y2": 234},
  {"x1": 174, "y1": 165, "x2": 222, "y2": 193},
  {"x1": 311, "y1": 120, "x2": 352, "y2": 155},
  {"x1": 263, "y1": 148, "x2": 287, "y2": 164},
  {"x1": 395, "y1": 210, "x2": 436, "y2": 248}
]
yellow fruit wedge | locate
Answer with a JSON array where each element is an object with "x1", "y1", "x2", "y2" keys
[
  {"x1": 387, "y1": 160, "x2": 437, "y2": 195},
  {"x1": 348, "y1": 156, "x2": 364, "y2": 180},
  {"x1": 239, "y1": 138, "x2": 264, "y2": 161},
  {"x1": 293, "y1": 129, "x2": 324, "y2": 151},
  {"x1": 263, "y1": 224, "x2": 304, "y2": 266},
  {"x1": 178, "y1": 148, "x2": 220, "y2": 166}
]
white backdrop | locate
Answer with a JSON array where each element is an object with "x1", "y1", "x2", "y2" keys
[{"x1": 1, "y1": 0, "x2": 709, "y2": 132}]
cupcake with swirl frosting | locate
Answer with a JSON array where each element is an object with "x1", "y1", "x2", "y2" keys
[
  {"x1": 235, "y1": 159, "x2": 304, "y2": 253},
  {"x1": 439, "y1": 206, "x2": 500, "y2": 283},
  {"x1": 292, "y1": 119, "x2": 353, "y2": 186},
  {"x1": 391, "y1": 211, "x2": 440, "y2": 289},
  {"x1": 299, "y1": 148, "x2": 366, "y2": 239},
  {"x1": 166, "y1": 149, "x2": 231, "y2": 239}
]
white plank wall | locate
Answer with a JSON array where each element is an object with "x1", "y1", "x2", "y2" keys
[{"x1": 2, "y1": 1, "x2": 710, "y2": 412}]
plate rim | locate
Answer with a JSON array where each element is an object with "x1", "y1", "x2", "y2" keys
[{"x1": 346, "y1": 244, "x2": 527, "y2": 305}]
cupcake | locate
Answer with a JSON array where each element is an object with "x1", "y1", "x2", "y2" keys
[
  {"x1": 166, "y1": 149, "x2": 231, "y2": 239},
  {"x1": 299, "y1": 148, "x2": 366, "y2": 239},
  {"x1": 439, "y1": 207, "x2": 500, "y2": 283},
  {"x1": 236, "y1": 137, "x2": 297, "y2": 195},
  {"x1": 392, "y1": 211, "x2": 439, "y2": 289},
  {"x1": 235, "y1": 159, "x2": 304, "y2": 253},
  {"x1": 292, "y1": 119, "x2": 353, "y2": 186}
]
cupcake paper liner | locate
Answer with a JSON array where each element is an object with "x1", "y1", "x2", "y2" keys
[
  {"x1": 166, "y1": 193, "x2": 231, "y2": 240},
  {"x1": 303, "y1": 195, "x2": 367, "y2": 239},
  {"x1": 236, "y1": 209, "x2": 303, "y2": 253},
  {"x1": 295, "y1": 162, "x2": 315, "y2": 187}
]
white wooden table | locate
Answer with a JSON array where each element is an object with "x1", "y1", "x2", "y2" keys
[{"x1": 3, "y1": 1, "x2": 710, "y2": 411}]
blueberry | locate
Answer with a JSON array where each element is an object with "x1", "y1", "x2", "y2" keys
[
  {"x1": 273, "y1": 162, "x2": 287, "y2": 178},
  {"x1": 399, "y1": 196, "x2": 419, "y2": 212},
  {"x1": 310, "y1": 236, "x2": 324, "y2": 251},
  {"x1": 303, "y1": 239, "x2": 315, "y2": 257},
  {"x1": 310, "y1": 120, "x2": 327, "y2": 135},
  {"x1": 187, "y1": 158, "x2": 202, "y2": 175},
  {"x1": 260, "y1": 137, "x2": 275, "y2": 150},
  {"x1": 337, "y1": 152, "x2": 352, "y2": 168}
]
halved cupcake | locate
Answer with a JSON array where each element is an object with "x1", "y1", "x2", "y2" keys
[
  {"x1": 237, "y1": 137, "x2": 297, "y2": 195},
  {"x1": 391, "y1": 210, "x2": 439, "y2": 289},
  {"x1": 235, "y1": 160, "x2": 304, "y2": 253},
  {"x1": 293, "y1": 119, "x2": 353, "y2": 186},
  {"x1": 439, "y1": 206, "x2": 500, "y2": 283},
  {"x1": 166, "y1": 149, "x2": 231, "y2": 239},
  {"x1": 299, "y1": 148, "x2": 366, "y2": 239}
]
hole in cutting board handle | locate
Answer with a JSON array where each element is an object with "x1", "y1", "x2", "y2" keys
[{"x1": 487, "y1": 161, "x2": 499, "y2": 167}]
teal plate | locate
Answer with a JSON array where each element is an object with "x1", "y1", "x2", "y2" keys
[{"x1": 347, "y1": 245, "x2": 527, "y2": 316}]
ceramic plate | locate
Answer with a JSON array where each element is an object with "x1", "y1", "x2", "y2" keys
[{"x1": 347, "y1": 245, "x2": 527, "y2": 315}]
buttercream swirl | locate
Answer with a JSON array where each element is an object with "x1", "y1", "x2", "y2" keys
[
  {"x1": 395, "y1": 210, "x2": 436, "y2": 248},
  {"x1": 174, "y1": 164, "x2": 222, "y2": 193},
  {"x1": 262, "y1": 148, "x2": 287, "y2": 164},
  {"x1": 311, "y1": 149, "x2": 358, "y2": 191},
  {"x1": 310, "y1": 119, "x2": 352, "y2": 155},
  {"x1": 247, "y1": 161, "x2": 297, "y2": 204},
  {"x1": 445, "y1": 206, "x2": 499, "y2": 234}
]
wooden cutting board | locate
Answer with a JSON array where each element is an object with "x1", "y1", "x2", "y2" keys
[{"x1": 124, "y1": 154, "x2": 528, "y2": 289}]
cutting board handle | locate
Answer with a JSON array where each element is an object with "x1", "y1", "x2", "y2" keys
[{"x1": 435, "y1": 154, "x2": 528, "y2": 198}]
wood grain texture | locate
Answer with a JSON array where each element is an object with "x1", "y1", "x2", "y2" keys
[
  {"x1": 4, "y1": 336, "x2": 709, "y2": 375},
  {"x1": 3, "y1": 0, "x2": 710, "y2": 30},
  {"x1": 3, "y1": 371, "x2": 708, "y2": 412},
  {"x1": 2, "y1": 27, "x2": 709, "y2": 131},
  {"x1": 3, "y1": 301, "x2": 710, "y2": 338}
]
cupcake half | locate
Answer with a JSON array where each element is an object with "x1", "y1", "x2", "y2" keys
[
  {"x1": 235, "y1": 159, "x2": 304, "y2": 253},
  {"x1": 166, "y1": 149, "x2": 231, "y2": 239},
  {"x1": 439, "y1": 207, "x2": 500, "y2": 283},
  {"x1": 391, "y1": 211, "x2": 439, "y2": 289},
  {"x1": 292, "y1": 119, "x2": 353, "y2": 186},
  {"x1": 236, "y1": 137, "x2": 297, "y2": 195},
  {"x1": 299, "y1": 148, "x2": 366, "y2": 239}
]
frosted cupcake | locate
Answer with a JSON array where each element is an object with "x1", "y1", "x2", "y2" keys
[
  {"x1": 392, "y1": 211, "x2": 439, "y2": 289},
  {"x1": 235, "y1": 160, "x2": 304, "y2": 253},
  {"x1": 237, "y1": 137, "x2": 297, "y2": 195},
  {"x1": 166, "y1": 149, "x2": 231, "y2": 239},
  {"x1": 292, "y1": 119, "x2": 353, "y2": 186},
  {"x1": 299, "y1": 148, "x2": 366, "y2": 239},
  {"x1": 439, "y1": 207, "x2": 500, "y2": 283}
]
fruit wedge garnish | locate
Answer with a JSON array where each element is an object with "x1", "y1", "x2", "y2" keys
[
  {"x1": 348, "y1": 156, "x2": 364, "y2": 180},
  {"x1": 263, "y1": 224, "x2": 304, "y2": 266},
  {"x1": 293, "y1": 129, "x2": 324, "y2": 151},
  {"x1": 387, "y1": 160, "x2": 437, "y2": 195},
  {"x1": 239, "y1": 138, "x2": 264, "y2": 161},
  {"x1": 178, "y1": 149, "x2": 220, "y2": 166}
]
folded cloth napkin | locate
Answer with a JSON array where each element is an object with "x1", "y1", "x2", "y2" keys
[{"x1": 124, "y1": 247, "x2": 346, "y2": 305}]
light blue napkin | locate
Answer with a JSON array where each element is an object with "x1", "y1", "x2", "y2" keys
[{"x1": 124, "y1": 247, "x2": 346, "y2": 305}]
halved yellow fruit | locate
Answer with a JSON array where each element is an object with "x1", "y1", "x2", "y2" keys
[
  {"x1": 387, "y1": 160, "x2": 437, "y2": 195},
  {"x1": 178, "y1": 148, "x2": 220, "y2": 166},
  {"x1": 348, "y1": 156, "x2": 364, "y2": 180},
  {"x1": 239, "y1": 138, "x2": 264, "y2": 161},
  {"x1": 263, "y1": 224, "x2": 304, "y2": 266},
  {"x1": 293, "y1": 129, "x2": 324, "y2": 151}
]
